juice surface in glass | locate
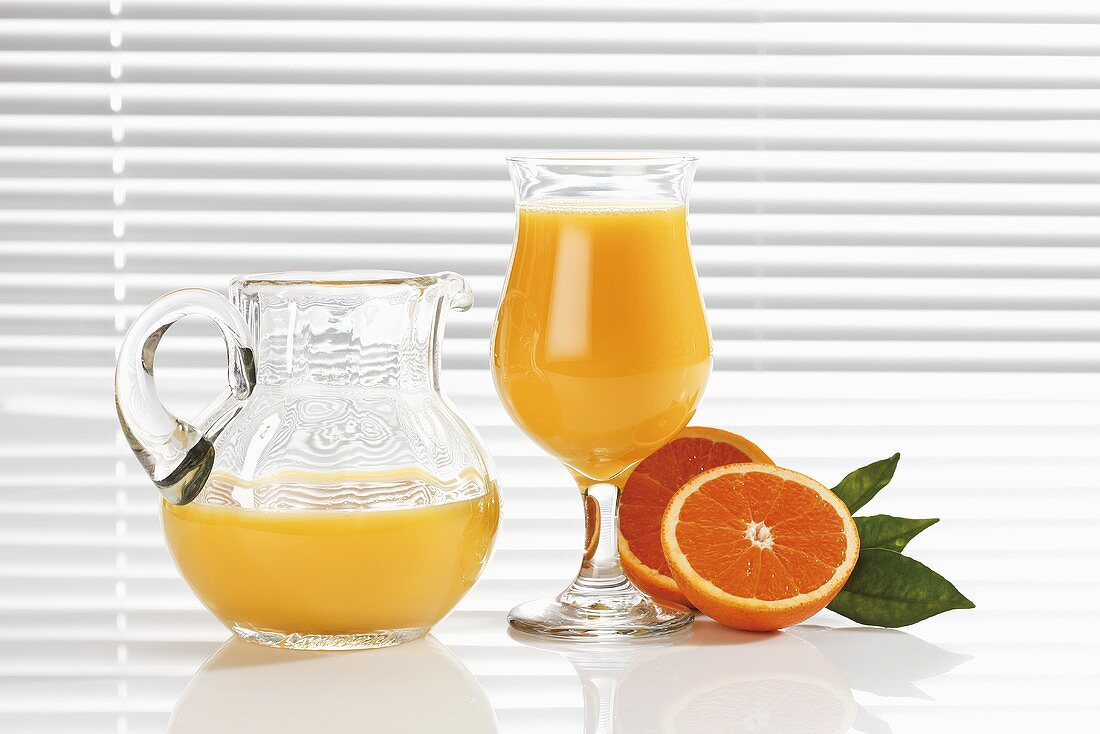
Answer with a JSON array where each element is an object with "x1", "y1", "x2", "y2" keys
[
  {"x1": 492, "y1": 203, "x2": 711, "y2": 481},
  {"x1": 162, "y1": 470, "x2": 499, "y2": 636}
]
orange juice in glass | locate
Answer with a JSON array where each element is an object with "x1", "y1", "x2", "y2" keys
[{"x1": 492, "y1": 153, "x2": 710, "y2": 638}]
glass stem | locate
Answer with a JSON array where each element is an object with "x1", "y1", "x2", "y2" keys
[
  {"x1": 575, "y1": 482, "x2": 633, "y2": 591},
  {"x1": 581, "y1": 674, "x2": 617, "y2": 734},
  {"x1": 505, "y1": 474, "x2": 693, "y2": 635}
]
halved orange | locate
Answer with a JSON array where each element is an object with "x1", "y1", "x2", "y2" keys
[
  {"x1": 661, "y1": 464, "x2": 859, "y2": 631},
  {"x1": 619, "y1": 427, "x2": 773, "y2": 606}
]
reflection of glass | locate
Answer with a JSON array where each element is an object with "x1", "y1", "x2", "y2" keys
[
  {"x1": 512, "y1": 621, "x2": 971, "y2": 734},
  {"x1": 493, "y1": 153, "x2": 710, "y2": 638},
  {"x1": 115, "y1": 272, "x2": 498, "y2": 649},
  {"x1": 508, "y1": 627, "x2": 685, "y2": 734},
  {"x1": 169, "y1": 635, "x2": 498, "y2": 734}
]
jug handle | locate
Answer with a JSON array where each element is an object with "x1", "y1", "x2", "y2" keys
[{"x1": 114, "y1": 288, "x2": 256, "y2": 506}]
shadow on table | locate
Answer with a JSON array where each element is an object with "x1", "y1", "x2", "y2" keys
[
  {"x1": 167, "y1": 635, "x2": 498, "y2": 734},
  {"x1": 510, "y1": 619, "x2": 971, "y2": 734}
]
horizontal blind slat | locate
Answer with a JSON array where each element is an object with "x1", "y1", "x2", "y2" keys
[
  {"x1": 11, "y1": 119, "x2": 1100, "y2": 152},
  {"x1": 13, "y1": 82, "x2": 1100, "y2": 119},
  {"x1": 11, "y1": 148, "x2": 1100, "y2": 183},
  {"x1": 13, "y1": 51, "x2": 1100, "y2": 88},
  {"x1": 11, "y1": 179, "x2": 1100, "y2": 216},
  {"x1": 12, "y1": 0, "x2": 1100, "y2": 23},
  {"x1": 7, "y1": 210, "x2": 1100, "y2": 245},
  {"x1": 87, "y1": 21, "x2": 1100, "y2": 55}
]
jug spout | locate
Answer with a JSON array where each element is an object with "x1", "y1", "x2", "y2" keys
[{"x1": 435, "y1": 271, "x2": 473, "y2": 312}]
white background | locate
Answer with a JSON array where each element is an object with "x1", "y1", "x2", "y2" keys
[{"x1": 1, "y1": 1, "x2": 1099, "y2": 731}]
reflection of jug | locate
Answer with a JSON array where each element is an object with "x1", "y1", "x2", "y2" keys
[
  {"x1": 115, "y1": 271, "x2": 498, "y2": 649},
  {"x1": 169, "y1": 636, "x2": 499, "y2": 734}
]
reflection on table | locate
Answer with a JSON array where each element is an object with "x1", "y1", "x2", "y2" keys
[
  {"x1": 511, "y1": 619, "x2": 971, "y2": 734},
  {"x1": 168, "y1": 635, "x2": 498, "y2": 734}
]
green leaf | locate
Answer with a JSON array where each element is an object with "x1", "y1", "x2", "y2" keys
[
  {"x1": 831, "y1": 453, "x2": 900, "y2": 513},
  {"x1": 828, "y1": 548, "x2": 975, "y2": 628},
  {"x1": 855, "y1": 515, "x2": 939, "y2": 552}
]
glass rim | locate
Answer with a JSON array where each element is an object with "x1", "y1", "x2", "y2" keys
[
  {"x1": 231, "y1": 269, "x2": 436, "y2": 288},
  {"x1": 505, "y1": 151, "x2": 697, "y2": 165}
]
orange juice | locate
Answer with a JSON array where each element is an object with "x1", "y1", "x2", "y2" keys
[
  {"x1": 492, "y1": 203, "x2": 711, "y2": 480},
  {"x1": 162, "y1": 470, "x2": 499, "y2": 638}
]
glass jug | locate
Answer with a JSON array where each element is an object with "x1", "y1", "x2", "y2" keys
[{"x1": 115, "y1": 271, "x2": 499, "y2": 650}]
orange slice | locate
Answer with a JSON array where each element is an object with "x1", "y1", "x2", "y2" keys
[
  {"x1": 661, "y1": 464, "x2": 858, "y2": 631},
  {"x1": 619, "y1": 427, "x2": 773, "y2": 606}
]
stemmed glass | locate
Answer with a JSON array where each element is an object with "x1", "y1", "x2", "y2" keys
[{"x1": 491, "y1": 153, "x2": 711, "y2": 638}]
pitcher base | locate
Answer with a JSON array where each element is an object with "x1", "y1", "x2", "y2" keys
[{"x1": 231, "y1": 623, "x2": 428, "y2": 650}]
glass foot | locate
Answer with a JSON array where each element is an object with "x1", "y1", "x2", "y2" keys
[
  {"x1": 231, "y1": 623, "x2": 428, "y2": 650},
  {"x1": 508, "y1": 577, "x2": 694, "y2": 640}
]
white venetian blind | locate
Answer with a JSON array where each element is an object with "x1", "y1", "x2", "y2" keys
[{"x1": 2, "y1": 1, "x2": 1099, "y2": 732}]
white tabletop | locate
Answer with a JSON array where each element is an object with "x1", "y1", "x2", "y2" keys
[
  {"x1": 2, "y1": 370, "x2": 1097, "y2": 732},
  {"x1": 0, "y1": 602, "x2": 1090, "y2": 734}
]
